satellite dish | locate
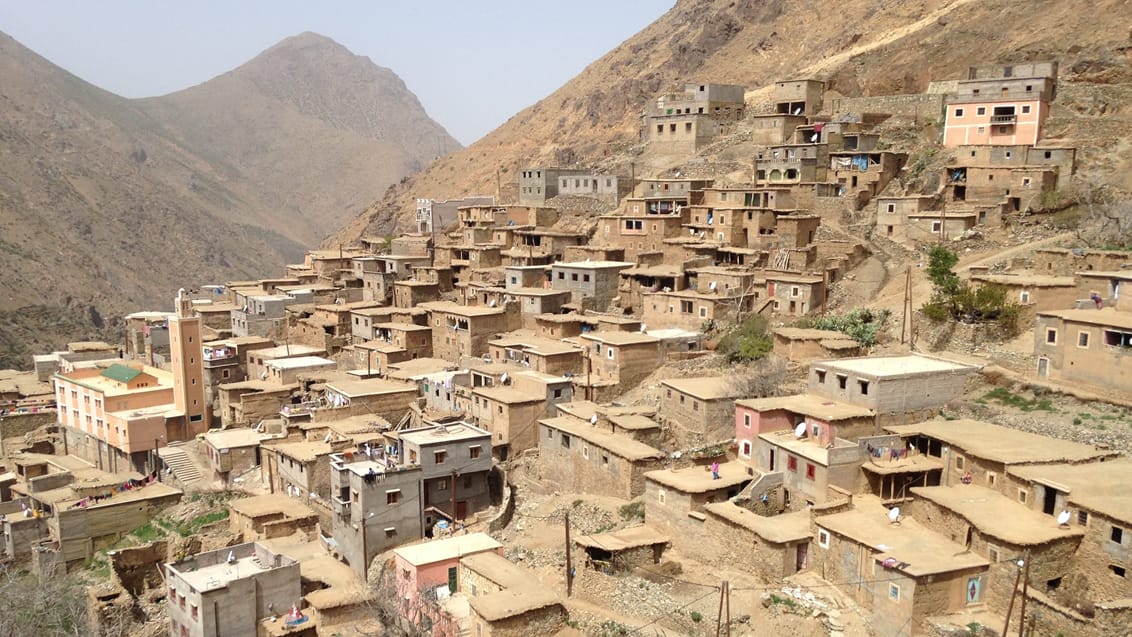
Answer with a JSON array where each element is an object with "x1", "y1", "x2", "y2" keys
[
  {"x1": 709, "y1": 281, "x2": 718, "y2": 290},
  {"x1": 489, "y1": 300, "x2": 497, "y2": 307},
  {"x1": 794, "y1": 423, "x2": 807, "y2": 438},
  {"x1": 888, "y1": 507, "x2": 901, "y2": 525},
  {"x1": 500, "y1": 373, "x2": 509, "y2": 384},
  {"x1": 323, "y1": 433, "x2": 332, "y2": 443},
  {"x1": 639, "y1": 324, "x2": 647, "y2": 332},
  {"x1": 690, "y1": 229, "x2": 696, "y2": 236},
  {"x1": 226, "y1": 551, "x2": 236, "y2": 564},
  {"x1": 1057, "y1": 510, "x2": 1071, "y2": 526},
  {"x1": 589, "y1": 414, "x2": 598, "y2": 425}
]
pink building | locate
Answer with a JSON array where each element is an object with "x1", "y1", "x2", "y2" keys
[
  {"x1": 733, "y1": 394, "x2": 873, "y2": 465},
  {"x1": 942, "y1": 62, "x2": 1057, "y2": 148},
  {"x1": 392, "y1": 533, "x2": 503, "y2": 634}
]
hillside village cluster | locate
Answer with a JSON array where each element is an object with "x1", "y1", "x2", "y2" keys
[{"x1": 3, "y1": 62, "x2": 1132, "y2": 637}]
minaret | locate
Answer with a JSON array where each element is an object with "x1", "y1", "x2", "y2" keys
[{"x1": 169, "y1": 288, "x2": 207, "y2": 433}]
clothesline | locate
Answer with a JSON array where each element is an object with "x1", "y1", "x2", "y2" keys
[{"x1": 67, "y1": 471, "x2": 159, "y2": 509}]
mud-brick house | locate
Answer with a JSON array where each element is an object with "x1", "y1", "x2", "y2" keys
[
  {"x1": 771, "y1": 327, "x2": 861, "y2": 362},
  {"x1": 201, "y1": 427, "x2": 267, "y2": 486},
  {"x1": 1034, "y1": 307, "x2": 1132, "y2": 393},
  {"x1": 537, "y1": 415, "x2": 664, "y2": 500},
  {"x1": 577, "y1": 332, "x2": 661, "y2": 398},
  {"x1": 700, "y1": 503, "x2": 812, "y2": 580},
  {"x1": 421, "y1": 301, "x2": 521, "y2": 362},
  {"x1": 812, "y1": 495, "x2": 990, "y2": 637},
  {"x1": 459, "y1": 551, "x2": 567, "y2": 637},
  {"x1": 658, "y1": 377, "x2": 744, "y2": 447},
  {"x1": 643, "y1": 462, "x2": 751, "y2": 550},
  {"x1": 1007, "y1": 459, "x2": 1132, "y2": 605}
]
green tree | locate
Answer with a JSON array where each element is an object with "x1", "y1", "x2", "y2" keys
[
  {"x1": 926, "y1": 246, "x2": 961, "y2": 294},
  {"x1": 717, "y1": 315, "x2": 773, "y2": 362}
]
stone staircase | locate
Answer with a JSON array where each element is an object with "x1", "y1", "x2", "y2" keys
[{"x1": 157, "y1": 444, "x2": 203, "y2": 485}]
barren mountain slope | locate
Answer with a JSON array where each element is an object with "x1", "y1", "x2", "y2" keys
[
  {"x1": 138, "y1": 32, "x2": 461, "y2": 243},
  {"x1": 337, "y1": 0, "x2": 1132, "y2": 242}
]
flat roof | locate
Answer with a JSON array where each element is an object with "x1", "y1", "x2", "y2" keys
[
  {"x1": 490, "y1": 334, "x2": 581, "y2": 356},
  {"x1": 540, "y1": 416, "x2": 664, "y2": 461},
  {"x1": 573, "y1": 525, "x2": 669, "y2": 551},
  {"x1": 736, "y1": 394, "x2": 874, "y2": 421},
  {"x1": 886, "y1": 419, "x2": 1114, "y2": 465},
  {"x1": 817, "y1": 354, "x2": 974, "y2": 377},
  {"x1": 265, "y1": 441, "x2": 333, "y2": 463},
  {"x1": 553, "y1": 260, "x2": 635, "y2": 269},
  {"x1": 1077, "y1": 270, "x2": 1132, "y2": 281},
  {"x1": 202, "y1": 428, "x2": 264, "y2": 449},
  {"x1": 703, "y1": 504, "x2": 811, "y2": 544},
  {"x1": 644, "y1": 461, "x2": 750, "y2": 494},
  {"x1": 266, "y1": 356, "x2": 336, "y2": 370},
  {"x1": 468, "y1": 587, "x2": 562, "y2": 623},
  {"x1": 608, "y1": 414, "x2": 660, "y2": 431},
  {"x1": 385, "y1": 358, "x2": 456, "y2": 380},
  {"x1": 580, "y1": 332, "x2": 659, "y2": 346},
  {"x1": 660, "y1": 376, "x2": 741, "y2": 400},
  {"x1": 419, "y1": 301, "x2": 505, "y2": 317},
  {"x1": 399, "y1": 423, "x2": 490, "y2": 447},
  {"x1": 1008, "y1": 458, "x2": 1132, "y2": 524},
  {"x1": 913, "y1": 485, "x2": 1085, "y2": 546},
  {"x1": 773, "y1": 327, "x2": 848, "y2": 341},
  {"x1": 970, "y1": 274, "x2": 1075, "y2": 287},
  {"x1": 229, "y1": 494, "x2": 317, "y2": 520},
  {"x1": 460, "y1": 552, "x2": 540, "y2": 590},
  {"x1": 758, "y1": 429, "x2": 857, "y2": 465},
  {"x1": 394, "y1": 533, "x2": 501, "y2": 566},
  {"x1": 1036, "y1": 307, "x2": 1132, "y2": 331},
  {"x1": 474, "y1": 385, "x2": 544, "y2": 405},
  {"x1": 326, "y1": 379, "x2": 417, "y2": 397},
  {"x1": 817, "y1": 496, "x2": 989, "y2": 577},
  {"x1": 253, "y1": 344, "x2": 326, "y2": 360}
]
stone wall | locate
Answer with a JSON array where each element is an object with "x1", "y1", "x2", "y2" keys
[{"x1": 827, "y1": 93, "x2": 946, "y2": 122}]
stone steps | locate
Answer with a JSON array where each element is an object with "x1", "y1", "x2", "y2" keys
[{"x1": 157, "y1": 446, "x2": 202, "y2": 484}]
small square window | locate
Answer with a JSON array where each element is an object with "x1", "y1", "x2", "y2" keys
[
  {"x1": 1112, "y1": 565, "x2": 1127, "y2": 578},
  {"x1": 469, "y1": 446, "x2": 481, "y2": 459},
  {"x1": 386, "y1": 490, "x2": 401, "y2": 505},
  {"x1": 658, "y1": 488, "x2": 666, "y2": 504},
  {"x1": 816, "y1": 369, "x2": 827, "y2": 383},
  {"x1": 1078, "y1": 510, "x2": 1089, "y2": 526},
  {"x1": 955, "y1": 455, "x2": 965, "y2": 470},
  {"x1": 1046, "y1": 328, "x2": 1058, "y2": 344},
  {"x1": 805, "y1": 464, "x2": 816, "y2": 480},
  {"x1": 1018, "y1": 489, "x2": 1028, "y2": 504},
  {"x1": 836, "y1": 374, "x2": 847, "y2": 390},
  {"x1": 954, "y1": 108, "x2": 965, "y2": 117},
  {"x1": 743, "y1": 414, "x2": 751, "y2": 428},
  {"x1": 817, "y1": 528, "x2": 830, "y2": 548},
  {"x1": 976, "y1": 107, "x2": 986, "y2": 116},
  {"x1": 787, "y1": 456, "x2": 798, "y2": 472},
  {"x1": 858, "y1": 380, "x2": 869, "y2": 396},
  {"x1": 435, "y1": 451, "x2": 447, "y2": 464},
  {"x1": 1112, "y1": 526, "x2": 1124, "y2": 544}
]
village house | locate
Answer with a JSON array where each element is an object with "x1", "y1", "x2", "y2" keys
[
  {"x1": 123, "y1": 311, "x2": 172, "y2": 365},
  {"x1": 700, "y1": 503, "x2": 812, "y2": 580},
  {"x1": 642, "y1": 287, "x2": 750, "y2": 331},
  {"x1": 353, "y1": 254, "x2": 431, "y2": 304},
  {"x1": 518, "y1": 167, "x2": 596, "y2": 205},
  {"x1": 643, "y1": 462, "x2": 751, "y2": 552},
  {"x1": 969, "y1": 273, "x2": 1078, "y2": 321},
  {"x1": 751, "y1": 113, "x2": 808, "y2": 145},
  {"x1": 1034, "y1": 307, "x2": 1132, "y2": 391},
  {"x1": 165, "y1": 542, "x2": 301, "y2": 637},
  {"x1": 421, "y1": 301, "x2": 521, "y2": 362},
  {"x1": 458, "y1": 551, "x2": 568, "y2": 637},
  {"x1": 597, "y1": 208, "x2": 689, "y2": 262},
  {"x1": 227, "y1": 493, "x2": 319, "y2": 542},
  {"x1": 943, "y1": 62, "x2": 1058, "y2": 148},
  {"x1": 487, "y1": 333, "x2": 584, "y2": 376},
  {"x1": 477, "y1": 287, "x2": 572, "y2": 328},
  {"x1": 416, "y1": 196, "x2": 494, "y2": 237},
  {"x1": 469, "y1": 369, "x2": 573, "y2": 458},
  {"x1": 393, "y1": 533, "x2": 503, "y2": 634},
  {"x1": 774, "y1": 78, "x2": 824, "y2": 117},
  {"x1": 261, "y1": 440, "x2": 342, "y2": 501},
  {"x1": 658, "y1": 377, "x2": 744, "y2": 446},
  {"x1": 550, "y1": 260, "x2": 635, "y2": 309},
  {"x1": 217, "y1": 380, "x2": 298, "y2": 428},
  {"x1": 577, "y1": 332, "x2": 661, "y2": 399},
  {"x1": 812, "y1": 495, "x2": 990, "y2": 637},
  {"x1": 765, "y1": 271, "x2": 825, "y2": 316},
  {"x1": 201, "y1": 427, "x2": 267, "y2": 486},
  {"x1": 246, "y1": 344, "x2": 327, "y2": 383},
  {"x1": 264, "y1": 355, "x2": 336, "y2": 386},
  {"x1": 554, "y1": 400, "x2": 663, "y2": 446},
  {"x1": 645, "y1": 83, "x2": 746, "y2": 153},
  {"x1": 771, "y1": 327, "x2": 861, "y2": 362},
  {"x1": 200, "y1": 335, "x2": 274, "y2": 416},
  {"x1": 536, "y1": 415, "x2": 665, "y2": 499},
  {"x1": 397, "y1": 422, "x2": 494, "y2": 524},
  {"x1": 328, "y1": 446, "x2": 423, "y2": 577},
  {"x1": 316, "y1": 378, "x2": 420, "y2": 425},
  {"x1": 751, "y1": 424, "x2": 864, "y2": 508}
]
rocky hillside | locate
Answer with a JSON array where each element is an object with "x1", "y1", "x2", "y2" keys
[
  {"x1": 338, "y1": 0, "x2": 1132, "y2": 241},
  {"x1": 0, "y1": 31, "x2": 457, "y2": 368}
]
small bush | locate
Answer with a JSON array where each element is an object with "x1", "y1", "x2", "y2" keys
[
  {"x1": 618, "y1": 501, "x2": 644, "y2": 521},
  {"x1": 689, "y1": 611, "x2": 704, "y2": 623},
  {"x1": 798, "y1": 308, "x2": 891, "y2": 346},
  {"x1": 717, "y1": 315, "x2": 773, "y2": 362}
]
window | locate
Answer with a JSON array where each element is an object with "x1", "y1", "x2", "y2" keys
[
  {"x1": 858, "y1": 380, "x2": 869, "y2": 395},
  {"x1": 658, "y1": 488, "x2": 666, "y2": 504},
  {"x1": 571, "y1": 273, "x2": 578, "y2": 281},
  {"x1": 435, "y1": 451, "x2": 447, "y2": 464},
  {"x1": 557, "y1": 272, "x2": 564, "y2": 280},
  {"x1": 692, "y1": 401, "x2": 699, "y2": 412},
  {"x1": 699, "y1": 307, "x2": 707, "y2": 318},
  {"x1": 1112, "y1": 565, "x2": 1127, "y2": 578},
  {"x1": 602, "y1": 454, "x2": 609, "y2": 465},
  {"x1": 1078, "y1": 332, "x2": 1090, "y2": 348},
  {"x1": 787, "y1": 456, "x2": 798, "y2": 472},
  {"x1": 791, "y1": 286, "x2": 800, "y2": 297},
  {"x1": 976, "y1": 106, "x2": 986, "y2": 116},
  {"x1": 1045, "y1": 328, "x2": 1057, "y2": 344},
  {"x1": 988, "y1": 547, "x2": 1000, "y2": 563},
  {"x1": 583, "y1": 445, "x2": 589, "y2": 459},
  {"x1": 954, "y1": 107, "x2": 964, "y2": 117},
  {"x1": 561, "y1": 434, "x2": 571, "y2": 449},
  {"x1": 816, "y1": 369, "x2": 827, "y2": 383},
  {"x1": 987, "y1": 472, "x2": 997, "y2": 486},
  {"x1": 583, "y1": 274, "x2": 591, "y2": 283},
  {"x1": 889, "y1": 584, "x2": 901, "y2": 602},
  {"x1": 887, "y1": 203, "x2": 895, "y2": 213},
  {"x1": 1018, "y1": 489, "x2": 1028, "y2": 504},
  {"x1": 1078, "y1": 510, "x2": 1089, "y2": 526},
  {"x1": 1112, "y1": 526, "x2": 1124, "y2": 544},
  {"x1": 743, "y1": 414, "x2": 751, "y2": 428},
  {"x1": 438, "y1": 480, "x2": 448, "y2": 490},
  {"x1": 607, "y1": 348, "x2": 614, "y2": 360},
  {"x1": 1020, "y1": 290, "x2": 1031, "y2": 303},
  {"x1": 805, "y1": 463, "x2": 816, "y2": 481},
  {"x1": 553, "y1": 388, "x2": 563, "y2": 398},
  {"x1": 469, "y1": 445, "x2": 481, "y2": 459},
  {"x1": 931, "y1": 221, "x2": 942, "y2": 233},
  {"x1": 385, "y1": 527, "x2": 397, "y2": 538},
  {"x1": 836, "y1": 374, "x2": 847, "y2": 390},
  {"x1": 740, "y1": 441, "x2": 752, "y2": 457},
  {"x1": 955, "y1": 455, "x2": 965, "y2": 470},
  {"x1": 1104, "y1": 329, "x2": 1132, "y2": 348},
  {"x1": 386, "y1": 490, "x2": 401, "y2": 504},
  {"x1": 818, "y1": 528, "x2": 830, "y2": 548}
]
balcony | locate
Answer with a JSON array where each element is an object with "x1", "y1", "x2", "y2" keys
[{"x1": 989, "y1": 114, "x2": 1017, "y2": 125}]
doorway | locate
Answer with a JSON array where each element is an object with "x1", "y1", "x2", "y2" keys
[
  {"x1": 794, "y1": 543, "x2": 808, "y2": 573},
  {"x1": 447, "y1": 567, "x2": 458, "y2": 593},
  {"x1": 1043, "y1": 487, "x2": 1058, "y2": 515},
  {"x1": 1037, "y1": 357, "x2": 1049, "y2": 377}
]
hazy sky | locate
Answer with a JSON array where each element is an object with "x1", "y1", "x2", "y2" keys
[{"x1": 0, "y1": 1, "x2": 674, "y2": 145}]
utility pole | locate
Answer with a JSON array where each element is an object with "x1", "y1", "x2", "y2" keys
[
  {"x1": 1002, "y1": 558, "x2": 1025, "y2": 637},
  {"x1": 565, "y1": 511, "x2": 573, "y2": 597},
  {"x1": 901, "y1": 266, "x2": 912, "y2": 345},
  {"x1": 715, "y1": 580, "x2": 729, "y2": 637},
  {"x1": 1018, "y1": 551, "x2": 1032, "y2": 636}
]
